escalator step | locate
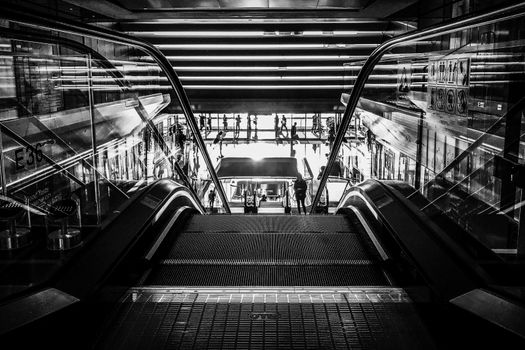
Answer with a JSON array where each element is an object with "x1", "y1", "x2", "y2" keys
[
  {"x1": 182, "y1": 215, "x2": 352, "y2": 234},
  {"x1": 166, "y1": 232, "x2": 373, "y2": 261},
  {"x1": 144, "y1": 264, "x2": 388, "y2": 286}
]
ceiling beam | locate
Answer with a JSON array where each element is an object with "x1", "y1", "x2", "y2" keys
[{"x1": 94, "y1": 9, "x2": 409, "y2": 22}]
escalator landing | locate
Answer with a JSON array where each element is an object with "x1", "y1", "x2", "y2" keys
[{"x1": 97, "y1": 287, "x2": 436, "y2": 350}]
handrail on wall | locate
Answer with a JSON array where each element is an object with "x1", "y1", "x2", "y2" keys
[
  {"x1": 0, "y1": 5, "x2": 231, "y2": 213},
  {"x1": 311, "y1": 2, "x2": 525, "y2": 213}
]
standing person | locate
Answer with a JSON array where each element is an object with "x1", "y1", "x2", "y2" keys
[
  {"x1": 174, "y1": 153, "x2": 185, "y2": 181},
  {"x1": 294, "y1": 173, "x2": 307, "y2": 215},
  {"x1": 235, "y1": 114, "x2": 241, "y2": 138},
  {"x1": 280, "y1": 115, "x2": 288, "y2": 136},
  {"x1": 246, "y1": 114, "x2": 252, "y2": 142},
  {"x1": 291, "y1": 122, "x2": 299, "y2": 144},
  {"x1": 175, "y1": 124, "x2": 186, "y2": 154},
  {"x1": 219, "y1": 131, "x2": 225, "y2": 158},
  {"x1": 253, "y1": 115, "x2": 258, "y2": 140},
  {"x1": 316, "y1": 113, "x2": 323, "y2": 137},
  {"x1": 214, "y1": 130, "x2": 225, "y2": 158},
  {"x1": 366, "y1": 128, "x2": 373, "y2": 151},
  {"x1": 199, "y1": 114, "x2": 206, "y2": 131},
  {"x1": 208, "y1": 188, "x2": 216, "y2": 212},
  {"x1": 222, "y1": 114, "x2": 228, "y2": 132},
  {"x1": 317, "y1": 166, "x2": 326, "y2": 180},
  {"x1": 327, "y1": 118, "x2": 335, "y2": 150},
  {"x1": 206, "y1": 114, "x2": 212, "y2": 136}
]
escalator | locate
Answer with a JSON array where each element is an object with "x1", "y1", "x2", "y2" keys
[
  {"x1": 144, "y1": 215, "x2": 387, "y2": 286},
  {"x1": 1, "y1": 3, "x2": 525, "y2": 350},
  {"x1": 1, "y1": 177, "x2": 524, "y2": 349},
  {"x1": 94, "y1": 212, "x2": 436, "y2": 349}
]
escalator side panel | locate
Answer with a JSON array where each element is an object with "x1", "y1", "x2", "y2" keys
[
  {"x1": 338, "y1": 180, "x2": 481, "y2": 300},
  {"x1": 54, "y1": 180, "x2": 200, "y2": 299}
]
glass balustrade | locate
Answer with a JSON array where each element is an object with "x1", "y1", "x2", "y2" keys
[
  {"x1": 348, "y1": 11, "x2": 525, "y2": 258},
  {"x1": 0, "y1": 19, "x2": 222, "y2": 300}
]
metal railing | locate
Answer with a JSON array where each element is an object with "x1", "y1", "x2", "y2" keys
[
  {"x1": 311, "y1": 2, "x2": 525, "y2": 213},
  {"x1": 1, "y1": 5, "x2": 231, "y2": 214}
]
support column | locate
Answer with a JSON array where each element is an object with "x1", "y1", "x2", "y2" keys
[{"x1": 415, "y1": 111, "x2": 424, "y2": 190}]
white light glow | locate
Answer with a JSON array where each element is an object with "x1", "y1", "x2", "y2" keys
[
  {"x1": 155, "y1": 43, "x2": 378, "y2": 50},
  {"x1": 55, "y1": 83, "x2": 398, "y2": 90},
  {"x1": 59, "y1": 74, "x2": 399, "y2": 82},
  {"x1": 162, "y1": 55, "x2": 368, "y2": 61},
  {"x1": 129, "y1": 30, "x2": 397, "y2": 37}
]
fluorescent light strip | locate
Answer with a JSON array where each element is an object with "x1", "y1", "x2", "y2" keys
[
  {"x1": 470, "y1": 80, "x2": 517, "y2": 84},
  {"x1": 162, "y1": 55, "x2": 369, "y2": 61},
  {"x1": 129, "y1": 30, "x2": 395, "y2": 37},
  {"x1": 471, "y1": 61, "x2": 525, "y2": 66},
  {"x1": 126, "y1": 19, "x2": 390, "y2": 24},
  {"x1": 136, "y1": 52, "x2": 411, "y2": 62},
  {"x1": 62, "y1": 74, "x2": 400, "y2": 82},
  {"x1": 32, "y1": 64, "x2": 400, "y2": 73},
  {"x1": 470, "y1": 71, "x2": 524, "y2": 76},
  {"x1": 173, "y1": 64, "x2": 400, "y2": 71},
  {"x1": 173, "y1": 65, "x2": 350, "y2": 71},
  {"x1": 155, "y1": 43, "x2": 378, "y2": 50},
  {"x1": 185, "y1": 83, "x2": 398, "y2": 89},
  {"x1": 180, "y1": 75, "x2": 397, "y2": 81},
  {"x1": 56, "y1": 83, "x2": 398, "y2": 90}
]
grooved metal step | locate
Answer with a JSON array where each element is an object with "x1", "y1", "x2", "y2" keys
[
  {"x1": 165, "y1": 232, "x2": 373, "y2": 262},
  {"x1": 144, "y1": 264, "x2": 388, "y2": 286},
  {"x1": 146, "y1": 213, "x2": 388, "y2": 287},
  {"x1": 182, "y1": 215, "x2": 353, "y2": 234}
]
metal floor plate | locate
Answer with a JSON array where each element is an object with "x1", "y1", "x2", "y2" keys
[{"x1": 96, "y1": 287, "x2": 436, "y2": 350}]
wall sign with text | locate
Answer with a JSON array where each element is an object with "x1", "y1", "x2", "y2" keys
[{"x1": 427, "y1": 57, "x2": 470, "y2": 116}]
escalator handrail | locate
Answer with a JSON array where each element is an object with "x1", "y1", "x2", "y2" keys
[
  {"x1": 338, "y1": 179, "x2": 494, "y2": 298},
  {"x1": 1, "y1": 5, "x2": 231, "y2": 214},
  {"x1": 312, "y1": 2, "x2": 525, "y2": 213}
]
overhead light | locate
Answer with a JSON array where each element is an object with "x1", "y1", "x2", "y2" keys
[
  {"x1": 171, "y1": 64, "x2": 398, "y2": 71},
  {"x1": 181, "y1": 84, "x2": 398, "y2": 89},
  {"x1": 155, "y1": 43, "x2": 377, "y2": 50},
  {"x1": 161, "y1": 55, "x2": 369, "y2": 61},
  {"x1": 56, "y1": 74, "x2": 400, "y2": 83},
  {"x1": 56, "y1": 83, "x2": 399, "y2": 91},
  {"x1": 128, "y1": 30, "x2": 395, "y2": 37}
]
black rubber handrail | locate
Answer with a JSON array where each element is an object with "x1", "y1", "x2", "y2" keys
[
  {"x1": 1, "y1": 5, "x2": 231, "y2": 213},
  {"x1": 312, "y1": 2, "x2": 525, "y2": 213}
]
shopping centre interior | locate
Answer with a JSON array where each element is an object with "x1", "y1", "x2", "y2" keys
[{"x1": 0, "y1": 0, "x2": 524, "y2": 348}]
